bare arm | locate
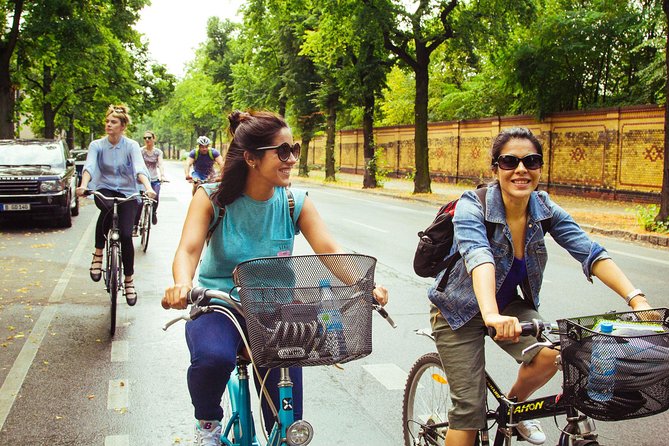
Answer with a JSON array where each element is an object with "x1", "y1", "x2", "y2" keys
[
  {"x1": 215, "y1": 155, "x2": 224, "y2": 169},
  {"x1": 184, "y1": 157, "x2": 194, "y2": 179},
  {"x1": 591, "y1": 258, "x2": 652, "y2": 310},
  {"x1": 76, "y1": 171, "x2": 92, "y2": 196},
  {"x1": 158, "y1": 151, "x2": 166, "y2": 180},
  {"x1": 162, "y1": 188, "x2": 213, "y2": 309}
]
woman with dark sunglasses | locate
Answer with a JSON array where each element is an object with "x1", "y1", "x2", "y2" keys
[
  {"x1": 428, "y1": 127, "x2": 653, "y2": 446},
  {"x1": 162, "y1": 110, "x2": 388, "y2": 445}
]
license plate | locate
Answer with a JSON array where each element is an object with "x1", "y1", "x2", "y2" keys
[{"x1": 0, "y1": 203, "x2": 30, "y2": 211}]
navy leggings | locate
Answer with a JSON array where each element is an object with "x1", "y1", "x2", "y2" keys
[
  {"x1": 185, "y1": 311, "x2": 303, "y2": 433},
  {"x1": 93, "y1": 189, "x2": 137, "y2": 276}
]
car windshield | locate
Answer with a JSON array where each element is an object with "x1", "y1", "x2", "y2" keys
[{"x1": 0, "y1": 142, "x2": 65, "y2": 167}]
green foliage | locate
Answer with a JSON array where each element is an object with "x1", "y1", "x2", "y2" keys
[
  {"x1": 634, "y1": 205, "x2": 669, "y2": 233},
  {"x1": 367, "y1": 147, "x2": 390, "y2": 187}
]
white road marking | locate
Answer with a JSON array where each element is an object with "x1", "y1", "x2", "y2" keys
[
  {"x1": 316, "y1": 189, "x2": 435, "y2": 216},
  {"x1": 362, "y1": 363, "x2": 408, "y2": 390},
  {"x1": 0, "y1": 216, "x2": 97, "y2": 430},
  {"x1": 607, "y1": 248, "x2": 669, "y2": 266},
  {"x1": 341, "y1": 218, "x2": 390, "y2": 233},
  {"x1": 105, "y1": 435, "x2": 129, "y2": 446},
  {"x1": 111, "y1": 341, "x2": 129, "y2": 362},
  {"x1": 108, "y1": 379, "x2": 129, "y2": 410}
]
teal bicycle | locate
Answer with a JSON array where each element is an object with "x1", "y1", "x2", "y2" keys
[{"x1": 163, "y1": 253, "x2": 395, "y2": 446}]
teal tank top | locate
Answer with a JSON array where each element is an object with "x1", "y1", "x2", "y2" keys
[{"x1": 197, "y1": 185, "x2": 307, "y2": 295}]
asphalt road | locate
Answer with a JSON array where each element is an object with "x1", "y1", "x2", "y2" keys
[{"x1": 0, "y1": 160, "x2": 668, "y2": 445}]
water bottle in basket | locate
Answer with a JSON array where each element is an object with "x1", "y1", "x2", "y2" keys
[
  {"x1": 318, "y1": 279, "x2": 347, "y2": 358},
  {"x1": 588, "y1": 321, "x2": 616, "y2": 402}
]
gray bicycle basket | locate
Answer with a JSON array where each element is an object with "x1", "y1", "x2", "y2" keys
[
  {"x1": 233, "y1": 254, "x2": 377, "y2": 368},
  {"x1": 558, "y1": 308, "x2": 669, "y2": 421}
]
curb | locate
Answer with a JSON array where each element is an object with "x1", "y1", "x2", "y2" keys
[{"x1": 292, "y1": 178, "x2": 669, "y2": 249}]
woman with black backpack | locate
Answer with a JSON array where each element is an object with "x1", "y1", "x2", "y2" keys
[{"x1": 428, "y1": 127, "x2": 653, "y2": 446}]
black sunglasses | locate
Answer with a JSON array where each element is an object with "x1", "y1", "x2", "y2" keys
[
  {"x1": 255, "y1": 142, "x2": 300, "y2": 162},
  {"x1": 143, "y1": 136, "x2": 153, "y2": 140},
  {"x1": 494, "y1": 154, "x2": 543, "y2": 170}
]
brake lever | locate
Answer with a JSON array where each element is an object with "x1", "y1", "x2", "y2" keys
[
  {"x1": 521, "y1": 340, "x2": 553, "y2": 357},
  {"x1": 162, "y1": 305, "x2": 213, "y2": 331},
  {"x1": 373, "y1": 303, "x2": 397, "y2": 328}
]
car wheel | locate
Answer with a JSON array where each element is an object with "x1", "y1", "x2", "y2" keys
[{"x1": 58, "y1": 204, "x2": 72, "y2": 228}]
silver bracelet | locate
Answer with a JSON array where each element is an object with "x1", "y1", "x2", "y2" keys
[{"x1": 624, "y1": 288, "x2": 644, "y2": 305}]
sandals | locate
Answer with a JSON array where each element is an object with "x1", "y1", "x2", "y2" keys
[
  {"x1": 124, "y1": 279, "x2": 137, "y2": 306},
  {"x1": 89, "y1": 253, "x2": 103, "y2": 282}
]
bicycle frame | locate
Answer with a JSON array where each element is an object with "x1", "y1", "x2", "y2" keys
[{"x1": 222, "y1": 363, "x2": 297, "y2": 446}]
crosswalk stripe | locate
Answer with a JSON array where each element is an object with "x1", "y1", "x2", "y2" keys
[
  {"x1": 362, "y1": 363, "x2": 408, "y2": 390},
  {"x1": 105, "y1": 435, "x2": 129, "y2": 446},
  {"x1": 111, "y1": 341, "x2": 129, "y2": 362},
  {"x1": 108, "y1": 379, "x2": 129, "y2": 410}
]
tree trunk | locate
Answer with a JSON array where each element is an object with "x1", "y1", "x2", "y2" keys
[
  {"x1": 413, "y1": 44, "x2": 431, "y2": 194},
  {"x1": 0, "y1": 0, "x2": 23, "y2": 139},
  {"x1": 66, "y1": 113, "x2": 75, "y2": 150},
  {"x1": 298, "y1": 120, "x2": 313, "y2": 177},
  {"x1": 42, "y1": 65, "x2": 56, "y2": 138},
  {"x1": 362, "y1": 93, "x2": 377, "y2": 188},
  {"x1": 659, "y1": 0, "x2": 669, "y2": 221},
  {"x1": 324, "y1": 91, "x2": 338, "y2": 181}
]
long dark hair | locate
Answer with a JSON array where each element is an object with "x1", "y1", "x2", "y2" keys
[{"x1": 211, "y1": 110, "x2": 288, "y2": 208}]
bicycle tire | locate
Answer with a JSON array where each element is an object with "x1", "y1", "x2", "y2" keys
[
  {"x1": 402, "y1": 352, "x2": 450, "y2": 446},
  {"x1": 220, "y1": 387, "x2": 238, "y2": 443},
  {"x1": 109, "y1": 244, "x2": 120, "y2": 336},
  {"x1": 141, "y1": 203, "x2": 151, "y2": 252}
]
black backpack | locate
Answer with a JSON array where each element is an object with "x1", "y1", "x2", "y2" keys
[
  {"x1": 413, "y1": 187, "x2": 552, "y2": 292},
  {"x1": 413, "y1": 188, "x2": 492, "y2": 292}
]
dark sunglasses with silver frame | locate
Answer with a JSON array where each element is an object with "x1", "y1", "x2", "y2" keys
[
  {"x1": 493, "y1": 153, "x2": 543, "y2": 170},
  {"x1": 254, "y1": 142, "x2": 301, "y2": 162}
]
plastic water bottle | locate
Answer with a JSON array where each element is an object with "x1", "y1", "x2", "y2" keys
[
  {"x1": 318, "y1": 279, "x2": 347, "y2": 358},
  {"x1": 588, "y1": 321, "x2": 616, "y2": 402}
]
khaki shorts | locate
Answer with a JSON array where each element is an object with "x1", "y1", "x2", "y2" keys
[{"x1": 430, "y1": 299, "x2": 544, "y2": 430}]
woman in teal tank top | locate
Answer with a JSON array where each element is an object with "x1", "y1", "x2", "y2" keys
[{"x1": 162, "y1": 110, "x2": 388, "y2": 444}]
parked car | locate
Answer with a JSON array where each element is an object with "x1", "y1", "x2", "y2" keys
[
  {"x1": 71, "y1": 148, "x2": 88, "y2": 186},
  {"x1": 0, "y1": 139, "x2": 79, "y2": 227}
]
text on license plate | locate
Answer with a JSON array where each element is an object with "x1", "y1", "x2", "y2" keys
[{"x1": 0, "y1": 203, "x2": 30, "y2": 211}]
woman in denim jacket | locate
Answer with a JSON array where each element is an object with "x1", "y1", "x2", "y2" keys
[{"x1": 428, "y1": 127, "x2": 653, "y2": 446}]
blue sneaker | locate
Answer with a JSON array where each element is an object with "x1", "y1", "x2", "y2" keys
[{"x1": 195, "y1": 420, "x2": 222, "y2": 446}]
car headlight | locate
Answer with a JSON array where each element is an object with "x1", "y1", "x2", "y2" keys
[
  {"x1": 40, "y1": 180, "x2": 63, "y2": 192},
  {"x1": 286, "y1": 420, "x2": 313, "y2": 446}
]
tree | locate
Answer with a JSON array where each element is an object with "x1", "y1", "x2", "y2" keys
[
  {"x1": 659, "y1": 0, "x2": 669, "y2": 221},
  {"x1": 0, "y1": 0, "x2": 25, "y2": 138}
]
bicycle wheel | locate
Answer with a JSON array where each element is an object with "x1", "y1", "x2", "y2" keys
[
  {"x1": 221, "y1": 387, "x2": 239, "y2": 443},
  {"x1": 140, "y1": 203, "x2": 151, "y2": 252},
  {"x1": 109, "y1": 244, "x2": 120, "y2": 336},
  {"x1": 403, "y1": 352, "x2": 450, "y2": 446}
]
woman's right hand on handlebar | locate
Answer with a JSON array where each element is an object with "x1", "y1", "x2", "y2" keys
[
  {"x1": 75, "y1": 186, "x2": 88, "y2": 197},
  {"x1": 162, "y1": 283, "x2": 192, "y2": 310},
  {"x1": 485, "y1": 313, "x2": 521, "y2": 342}
]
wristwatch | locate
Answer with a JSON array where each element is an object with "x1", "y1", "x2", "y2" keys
[{"x1": 624, "y1": 288, "x2": 645, "y2": 305}]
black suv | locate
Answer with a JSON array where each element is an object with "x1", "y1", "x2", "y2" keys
[{"x1": 0, "y1": 139, "x2": 79, "y2": 227}]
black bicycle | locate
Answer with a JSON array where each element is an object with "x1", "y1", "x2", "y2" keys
[
  {"x1": 136, "y1": 192, "x2": 157, "y2": 252},
  {"x1": 85, "y1": 190, "x2": 141, "y2": 336},
  {"x1": 402, "y1": 308, "x2": 669, "y2": 446}
]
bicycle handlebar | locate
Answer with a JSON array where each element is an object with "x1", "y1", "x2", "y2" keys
[
  {"x1": 486, "y1": 319, "x2": 557, "y2": 339},
  {"x1": 162, "y1": 286, "x2": 397, "y2": 330},
  {"x1": 84, "y1": 190, "x2": 142, "y2": 203}
]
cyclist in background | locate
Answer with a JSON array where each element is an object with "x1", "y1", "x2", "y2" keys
[
  {"x1": 76, "y1": 104, "x2": 156, "y2": 306},
  {"x1": 132, "y1": 130, "x2": 166, "y2": 235},
  {"x1": 184, "y1": 135, "x2": 224, "y2": 183},
  {"x1": 428, "y1": 127, "x2": 653, "y2": 446},
  {"x1": 163, "y1": 110, "x2": 388, "y2": 446}
]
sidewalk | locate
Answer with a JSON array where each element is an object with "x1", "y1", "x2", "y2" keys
[{"x1": 290, "y1": 170, "x2": 669, "y2": 249}]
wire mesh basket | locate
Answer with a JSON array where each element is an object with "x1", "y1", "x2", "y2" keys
[
  {"x1": 558, "y1": 308, "x2": 669, "y2": 421},
  {"x1": 233, "y1": 254, "x2": 377, "y2": 368}
]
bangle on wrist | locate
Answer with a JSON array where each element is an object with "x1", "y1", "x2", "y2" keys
[{"x1": 624, "y1": 288, "x2": 645, "y2": 305}]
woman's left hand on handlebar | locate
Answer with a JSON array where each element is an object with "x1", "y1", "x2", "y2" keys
[
  {"x1": 145, "y1": 190, "x2": 157, "y2": 199},
  {"x1": 373, "y1": 284, "x2": 388, "y2": 306},
  {"x1": 485, "y1": 313, "x2": 521, "y2": 342},
  {"x1": 75, "y1": 186, "x2": 87, "y2": 197},
  {"x1": 162, "y1": 284, "x2": 191, "y2": 310}
]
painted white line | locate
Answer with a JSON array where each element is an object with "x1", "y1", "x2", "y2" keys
[
  {"x1": 108, "y1": 379, "x2": 129, "y2": 410},
  {"x1": 607, "y1": 248, "x2": 669, "y2": 266},
  {"x1": 341, "y1": 218, "x2": 390, "y2": 233},
  {"x1": 316, "y1": 189, "x2": 435, "y2": 216},
  {"x1": 111, "y1": 341, "x2": 129, "y2": 362},
  {"x1": 362, "y1": 363, "x2": 408, "y2": 390},
  {"x1": 0, "y1": 216, "x2": 97, "y2": 430},
  {"x1": 105, "y1": 435, "x2": 129, "y2": 446}
]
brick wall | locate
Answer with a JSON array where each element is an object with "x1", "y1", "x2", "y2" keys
[{"x1": 309, "y1": 105, "x2": 664, "y2": 201}]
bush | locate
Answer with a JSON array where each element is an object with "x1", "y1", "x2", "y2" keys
[{"x1": 634, "y1": 205, "x2": 669, "y2": 233}]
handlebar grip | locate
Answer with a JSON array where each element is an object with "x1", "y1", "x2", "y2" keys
[
  {"x1": 187, "y1": 287, "x2": 211, "y2": 306},
  {"x1": 487, "y1": 319, "x2": 546, "y2": 339}
]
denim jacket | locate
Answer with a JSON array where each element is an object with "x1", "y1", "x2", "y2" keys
[{"x1": 427, "y1": 183, "x2": 610, "y2": 330}]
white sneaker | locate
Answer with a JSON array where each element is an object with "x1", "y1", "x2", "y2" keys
[
  {"x1": 516, "y1": 419, "x2": 546, "y2": 445},
  {"x1": 194, "y1": 420, "x2": 222, "y2": 446}
]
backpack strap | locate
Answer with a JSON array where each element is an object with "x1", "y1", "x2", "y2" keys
[
  {"x1": 435, "y1": 187, "x2": 493, "y2": 292},
  {"x1": 206, "y1": 188, "x2": 295, "y2": 245}
]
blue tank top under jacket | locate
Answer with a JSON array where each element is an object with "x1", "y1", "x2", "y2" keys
[{"x1": 496, "y1": 257, "x2": 527, "y2": 311}]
